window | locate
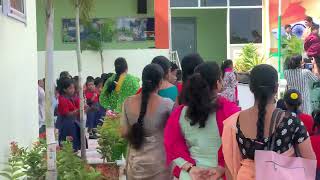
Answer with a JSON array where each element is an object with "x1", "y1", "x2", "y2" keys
[
  {"x1": 2, "y1": 0, "x2": 26, "y2": 22},
  {"x1": 230, "y1": 0, "x2": 262, "y2": 6},
  {"x1": 201, "y1": 0, "x2": 226, "y2": 6},
  {"x1": 230, "y1": 9, "x2": 262, "y2": 44},
  {"x1": 171, "y1": 0, "x2": 198, "y2": 7}
]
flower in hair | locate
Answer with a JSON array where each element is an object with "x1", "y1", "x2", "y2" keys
[{"x1": 290, "y1": 93, "x2": 299, "y2": 100}]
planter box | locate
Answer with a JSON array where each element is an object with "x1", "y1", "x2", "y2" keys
[
  {"x1": 237, "y1": 72, "x2": 250, "y2": 84},
  {"x1": 93, "y1": 162, "x2": 120, "y2": 180}
]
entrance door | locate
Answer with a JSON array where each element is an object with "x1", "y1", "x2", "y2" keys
[{"x1": 172, "y1": 18, "x2": 196, "y2": 59}]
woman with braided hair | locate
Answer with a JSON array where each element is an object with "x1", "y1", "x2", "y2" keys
[
  {"x1": 99, "y1": 57, "x2": 140, "y2": 113},
  {"x1": 222, "y1": 64, "x2": 315, "y2": 180},
  {"x1": 121, "y1": 64, "x2": 174, "y2": 179}
]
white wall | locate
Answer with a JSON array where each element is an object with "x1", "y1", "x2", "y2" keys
[
  {"x1": 238, "y1": 84, "x2": 255, "y2": 110},
  {"x1": 37, "y1": 49, "x2": 170, "y2": 80},
  {"x1": 0, "y1": 1, "x2": 38, "y2": 166}
]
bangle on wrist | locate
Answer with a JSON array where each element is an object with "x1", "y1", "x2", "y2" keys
[{"x1": 186, "y1": 164, "x2": 194, "y2": 173}]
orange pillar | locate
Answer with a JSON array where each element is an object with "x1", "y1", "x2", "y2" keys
[{"x1": 154, "y1": 0, "x2": 169, "y2": 49}]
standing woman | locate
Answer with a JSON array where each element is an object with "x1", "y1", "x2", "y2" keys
[
  {"x1": 220, "y1": 60, "x2": 238, "y2": 103},
  {"x1": 121, "y1": 64, "x2": 174, "y2": 180},
  {"x1": 164, "y1": 62, "x2": 240, "y2": 179},
  {"x1": 222, "y1": 65, "x2": 316, "y2": 180},
  {"x1": 100, "y1": 57, "x2": 140, "y2": 113},
  {"x1": 284, "y1": 55, "x2": 320, "y2": 114},
  {"x1": 57, "y1": 78, "x2": 82, "y2": 151}
]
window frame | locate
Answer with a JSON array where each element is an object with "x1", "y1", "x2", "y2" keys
[{"x1": 3, "y1": 0, "x2": 27, "y2": 23}]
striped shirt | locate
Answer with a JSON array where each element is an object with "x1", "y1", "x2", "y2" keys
[{"x1": 284, "y1": 69, "x2": 319, "y2": 114}]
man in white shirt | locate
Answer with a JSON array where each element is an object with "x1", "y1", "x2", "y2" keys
[{"x1": 284, "y1": 24, "x2": 293, "y2": 40}]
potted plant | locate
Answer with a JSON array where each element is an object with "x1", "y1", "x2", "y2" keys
[
  {"x1": 281, "y1": 36, "x2": 304, "y2": 70},
  {"x1": 235, "y1": 43, "x2": 265, "y2": 84},
  {"x1": 96, "y1": 115, "x2": 128, "y2": 179}
]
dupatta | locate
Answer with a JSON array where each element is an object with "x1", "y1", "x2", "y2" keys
[{"x1": 164, "y1": 97, "x2": 240, "y2": 177}]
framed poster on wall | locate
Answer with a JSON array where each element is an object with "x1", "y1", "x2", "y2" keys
[
  {"x1": 62, "y1": 18, "x2": 114, "y2": 43},
  {"x1": 116, "y1": 17, "x2": 154, "y2": 42}
]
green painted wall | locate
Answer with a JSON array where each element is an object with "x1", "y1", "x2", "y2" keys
[
  {"x1": 172, "y1": 9, "x2": 227, "y2": 63},
  {"x1": 36, "y1": 0, "x2": 155, "y2": 51}
]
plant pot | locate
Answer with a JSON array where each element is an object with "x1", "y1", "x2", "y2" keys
[
  {"x1": 237, "y1": 72, "x2": 250, "y2": 84},
  {"x1": 93, "y1": 162, "x2": 119, "y2": 180}
]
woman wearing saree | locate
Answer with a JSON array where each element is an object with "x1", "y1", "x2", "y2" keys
[
  {"x1": 164, "y1": 62, "x2": 240, "y2": 179},
  {"x1": 222, "y1": 64, "x2": 315, "y2": 180},
  {"x1": 100, "y1": 57, "x2": 140, "y2": 113}
]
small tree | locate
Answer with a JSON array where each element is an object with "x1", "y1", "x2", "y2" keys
[
  {"x1": 71, "y1": 0, "x2": 95, "y2": 161},
  {"x1": 81, "y1": 21, "x2": 115, "y2": 73}
]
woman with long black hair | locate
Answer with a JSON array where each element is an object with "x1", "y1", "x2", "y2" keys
[
  {"x1": 223, "y1": 64, "x2": 315, "y2": 180},
  {"x1": 121, "y1": 64, "x2": 174, "y2": 179},
  {"x1": 99, "y1": 57, "x2": 139, "y2": 113}
]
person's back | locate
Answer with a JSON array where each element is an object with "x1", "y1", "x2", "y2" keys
[{"x1": 121, "y1": 64, "x2": 174, "y2": 180}]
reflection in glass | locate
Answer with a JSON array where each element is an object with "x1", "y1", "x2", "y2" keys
[
  {"x1": 230, "y1": 9, "x2": 262, "y2": 44},
  {"x1": 171, "y1": 0, "x2": 198, "y2": 7},
  {"x1": 230, "y1": 0, "x2": 262, "y2": 6},
  {"x1": 201, "y1": 0, "x2": 227, "y2": 6}
]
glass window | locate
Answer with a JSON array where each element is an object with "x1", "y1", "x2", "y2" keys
[
  {"x1": 10, "y1": 0, "x2": 24, "y2": 14},
  {"x1": 171, "y1": 0, "x2": 198, "y2": 7},
  {"x1": 201, "y1": 0, "x2": 227, "y2": 6},
  {"x1": 230, "y1": 0, "x2": 262, "y2": 6},
  {"x1": 230, "y1": 8, "x2": 262, "y2": 44}
]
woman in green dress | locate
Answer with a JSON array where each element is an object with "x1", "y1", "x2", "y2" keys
[{"x1": 99, "y1": 57, "x2": 140, "y2": 113}]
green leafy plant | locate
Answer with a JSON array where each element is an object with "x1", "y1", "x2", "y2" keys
[
  {"x1": 282, "y1": 36, "x2": 304, "y2": 69},
  {"x1": 235, "y1": 43, "x2": 265, "y2": 73},
  {"x1": 0, "y1": 142, "x2": 25, "y2": 180},
  {"x1": 97, "y1": 117, "x2": 127, "y2": 162},
  {"x1": 21, "y1": 140, "x2": 47, "y2": 180},
  {"x1": 57, "y1": 141, "x2": 101, "y2": 180}
]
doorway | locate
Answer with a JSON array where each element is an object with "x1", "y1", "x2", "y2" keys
[{"x1": 171, "y1": 18, "x2": 197, "y2": 59}]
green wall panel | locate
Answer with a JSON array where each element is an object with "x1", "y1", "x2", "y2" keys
[
  {"x1": 172, "y1": 9, "x2": 227, "y2": 63},
  {"x1": 36, "y1": 0, "x2": 155, "y2": 51}
]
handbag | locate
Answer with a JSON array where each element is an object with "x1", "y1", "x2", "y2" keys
[{"x1": 255, "y1": 109, "x2": 317, "y2": 180}]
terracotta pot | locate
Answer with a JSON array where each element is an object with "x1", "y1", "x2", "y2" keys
[{"x1": 93, "y1": 162, "x2": 119, "y2": 180}]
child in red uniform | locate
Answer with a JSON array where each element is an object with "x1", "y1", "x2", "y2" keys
[
  {"x1": 85, "y1": 77, "x2": 99, "y2": 139},
  {"x1": 283, "y1": 89, "x2": 314, "y2": 134},
  {"x1": 57, "y1": 77, "x2": 82, "y2": 151}
]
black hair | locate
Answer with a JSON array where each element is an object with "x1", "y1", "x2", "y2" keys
[
  {"x1": 250, "y1": 64, "x2": 278, "y2": 141},
  {"x1": 101, "y1": 73, "x2": 114, "y2": 85},
  {"x1": 171, "y1": 62, "x2": 179, "y2": 72},
  {"x1": 107, "y1": 58, "x2": 128, "y2": 94},
  {"x1": 287, "y1": 55, "x2": 302, "y2": 69},
  {"x1": 283, "y1": 89, "x2": 302, "y2": 114},
  {"x1": 176, "y1": 69, "x2": 182, "y2": 81},
  {"x1": 285, "y1": 24, "x2": 292, "y2": 29},
  {"x1": 311, "y1": 24, "x2": 319, "y2": 31},
  {"x1": 276, "y1": 99, "x2": 287, "y2": 111},
  {"x1": 221, "y1": 59, "x2": 233, "y2": 78},
  {"x1": 57, "y1": 77, "x2": 75, "y2": 95},
  {"x1": 60, "y1": 71, "x2": 71, "y2": 79},
  {"x1": 73, "y1": 76, "x2": 79, "y2": 82},
  {"x1": 86, "y1": 76, "x2": 94, "y2": 82},
  {"x1": 151, "y1": 56, "x2": 171, "y2": 78},
  {"x1": 128, "y1": 64, "x2": 164, "y2": 149},
  {"x1": 181, "y1": 53, "x2": 204, "y2": 82},
  {"x1": 182, "y1": 62, "x2": 220, "y2": 128},
  {"x1": 305, "y1": 16, "x2": 313, "y2": 23},
  {"x1": 312, "y1": 110, "x2": 320, "y2": 133},
  {"x1": 94, "y1": 77, "x2": 102, "y2": 86}
]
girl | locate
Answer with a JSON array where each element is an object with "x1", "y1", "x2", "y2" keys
[
  {"x1": 85, "y1": 78, "x2": 99, "y2": 139},
  {"x1": 100, "y1": 58, "x2": 140, "y2": 113},
  {"x1": 164, "y1": 62, "x2": 240, "y2": 179},
  {"x1": 58, "y1": 77, "x2": 82, "y2": 151},
  {"x1": 121, "y1": 64, "x2": 174, "y2": 179},
  {"x1": 220, "y1": 60, "x2": 238, "y2": 103},
  {"x1": 222, "y1": 64, "x2": 316, "y2": 180},
  {"x1": 304, "y1": 24, "x2": 320, "y2": 58},
  {"x1": 283, "y1": 89, "x2": 314, "y2": 134}
]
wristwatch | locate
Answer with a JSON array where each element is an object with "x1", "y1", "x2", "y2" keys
[{"x1": 186, "y1": 164, "x2": 194, "y2": 173}]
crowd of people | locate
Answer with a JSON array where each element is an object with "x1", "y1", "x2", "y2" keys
[{"x1": 35, "y1": 16, "x2": 320, "y2": 180}]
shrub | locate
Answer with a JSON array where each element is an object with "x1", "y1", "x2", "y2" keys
[{"x1": 235, "y1": 43, "x2": 265, "y2": 73}]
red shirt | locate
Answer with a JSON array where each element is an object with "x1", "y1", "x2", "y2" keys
[
  {"x1": 310, "y1": 135, "x2": 320, "y2": 169},
  {"x1": 85, "y1": 90, "x2": 99, "y2": 104},
  {"x1": 176, "y1": 82, "x2": 183, "y2": 94},
  {"x1": 58, "y1": 95, "x2": 80, "y2": 116},
  {"x1": 298, "y1": 113, "x2": 314, "y2": 135}
]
